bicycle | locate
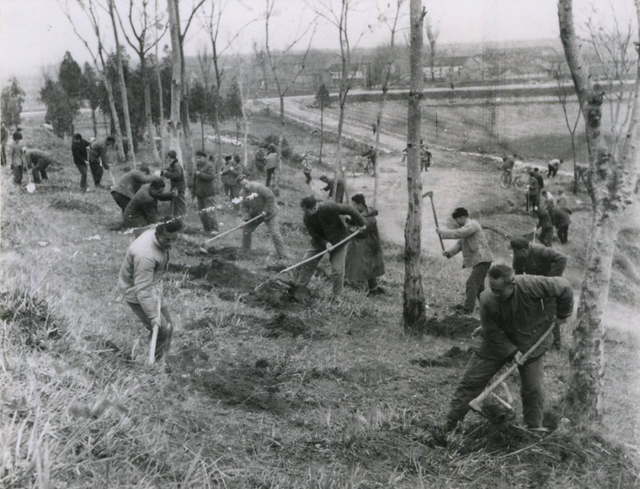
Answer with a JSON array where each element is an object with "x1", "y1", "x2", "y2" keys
[
  {"x1": 500, "y1": 168, "x2": 528, "y2": 191},
  {"x1": 351, "y1": 155, "x2": 375, "y2": 177}
]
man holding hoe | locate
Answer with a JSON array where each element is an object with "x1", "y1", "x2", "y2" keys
[
  {"x1": 437, "y1": 264, "x2": 573, "y2": 433},
  {"x1": 118, "y1": 220, "x2": 183, "y2": 362}
]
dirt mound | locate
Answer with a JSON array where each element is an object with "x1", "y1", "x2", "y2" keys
[
  {"x1": 411, "y1": 346, "x2": 471, "y2": 368},
  {"x1": 50, "y1": 198, "x2": 104, "y2": 214},
  {"x1": 265, "y1": 313, "x2": 309, "y2": 338},
  {"x1": 168, "y1": 262, "x2": 209, "y2": 279},
  {"x1": 425, "y1": 314, "x2": 480, "y2": 339},
  {"x1": 245, "y1": 280, "x2": 312, "y2": 308},
  {"x1": 205, "y1": 259, "x2": 260, "y2": 290},
  {"x1": 206, "y1": 246, "x2": 244, "y2": 261}
]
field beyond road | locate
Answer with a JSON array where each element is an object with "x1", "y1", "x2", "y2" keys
[{"x1": 1, "y1": 111, "x2": 639, "y2": 488}]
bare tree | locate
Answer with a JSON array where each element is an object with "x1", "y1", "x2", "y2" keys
[
  {"x1": 155, "y1": 0, "x2": 167, "y2": 161},
  {"x1": 108, "y1": 0, "x2": 136, "y2": 164},
  {"x1": 558, "y1": 0, "x2": 640, "y2": 422},
  {"x1": 373, "y1": 0, "x2": 403, "y2": 207},
  {"x1": 230, "y1": 52, "x2": 261, "y2": 173},
  {"x1": 585, "y1": 5, "x2": 636, "y2": 159},
  {"x1": 553, "y1": 67, "x2": 581, "y2": 193},
  {"x1": 116, "y1": 0, "x2": 167, "y2": 164},
  {"x1": 403, "y1": 0, "x2": 427, "y2": 334},
  {"x1": 264, "y1": 0, "x2": 317, "y2": 192},
  {"x1": 425, "y1": 10, "x2": 439, "y2": 83},
  {"x1": 309, "y1": 0, "x2": 370, "y2": 202},
  {"x1": 58, "y1": 0, "x2": 126, "y2": 161}
]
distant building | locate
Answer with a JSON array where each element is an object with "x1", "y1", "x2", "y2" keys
[{"x1": 423, "y1": 56, "x2": 469, "y2": 82}]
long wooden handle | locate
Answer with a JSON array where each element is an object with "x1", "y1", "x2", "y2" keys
[
  {"x1": 428, "y1": 195, "x2": 445, "y2": 252},
  {"x1": 149, "y1": 287, "x2": 162, "y2": 365},
  {"x1": 279, "y1": 230, "x2": 361, "y2": 274},
  {"x1": 204, "y1": 214, "x2": 263, "y2": 243},
  {"x1": 469, "y1": 321, "x2": 557, "y2": 412}
]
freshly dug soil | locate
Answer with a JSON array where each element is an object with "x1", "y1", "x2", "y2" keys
[
  {"x1": 411, "y1": 346, "x2": 471, "y2": 368},
  {"x1": 245, "y1": 281, "x2": 312, "y2": 308},
  {"x1": 425, "y1": 314, "x2": 480, "y2": 339},
  {"x1": 264, "y1": 313, "x2": 309, "y2": 338},
  {"x1": 50, "y1": 198, "x2": 103, "y2": 214}
]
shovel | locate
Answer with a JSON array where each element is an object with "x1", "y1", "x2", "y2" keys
[{"x1": 25, "y1": 163, "x2": 35, "y2": 194}]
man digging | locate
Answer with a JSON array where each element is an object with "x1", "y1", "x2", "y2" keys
[
  {"x1": 437, "y1": 207, "x2": 493, "y2": 315},
  {"x1": 111, "y1": 165, "x2": 154, "y2": 213},
  {"x1": 237, "y1": 174, "x2": 288, "y2": 260},
  {"x1": 117, "y1": 220, "x2": 183, "y2": 363},
  {"x1": 193, "y1": 150, "x2": 220, "y2": 236},
  {"x1": 123, "y1": 178, "x2": 176, "y2": 236},
  {"x1": 434, "y1": 264, "x2": 573, "y2": 434},
  {"x1": 296, "y1": 196, "x2": 366, "y2": 297},
  {"x1": 88, "y1": 136, "x2": 115, "y2": 189}
]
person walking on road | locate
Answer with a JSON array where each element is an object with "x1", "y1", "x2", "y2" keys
[
  {"x1": 193, "y1": 150, "x2": 219, "y2": 235},
  {"x1": 237, "y1": 175, "x2": 288, "y2": 259},
  {"x1": 436, "y1": 264, "x2": 573, "y2": 433},
  {"x1": 117, "y1": 220, "x2": 183, "y2": 362},
  {"x1": 511, "y1": 237, "x2": 568, "y2": 349},
  {"x1": 296, "y1": 196, "x2": 366, "y2": 297},
  {"x1": 111, "y1": 165, "x2": 153, "y2": 213},
  {"x1": 71, "y1": 134, "x2": 91, "y2": 192},
  {"x1": 123, "y1": 178, "x2": 175, "y2": 236},
  {"x1": 345, "y1": 194, "x2": 385, "y2": 295},
  {"x1": 436, "y1": 207, "x2": 494, "y2": 314},
  {"x1": 88, "y1": 136, "x2": 115, "y2": 188},
  {"x1": 162, "y1": 150, "x2": 186, "y2": 218}
]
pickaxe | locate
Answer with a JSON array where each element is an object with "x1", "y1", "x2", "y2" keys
[
  {"x1": 422, "y1": 191, "x2": 445, "y2": 252},
  {"x1": 468, "y1": 321, "x2": 557, "y2": 416}
]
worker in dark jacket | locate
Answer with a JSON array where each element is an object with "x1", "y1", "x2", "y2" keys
[
  {"x1": 319, "y1": 175, "x2": 345, "y2": 203},
  {"x1": 117, "y1": 219, "x2": 183, "y2": 361},
  {"x1": 534, "y1": 206, "x2": 554, "y2": 248},
  {"x1": 345, "y1": 194, "x2": 385, "y2": 295},
  {"x1": 9, "y1": 132, "x2": 26, "y2": 185},
  {"x1": 193, "y1": 151, "x2": 219, "y2": 235},
  {"x1": 527, "y1": 172, "x2": 540, "y2": 211},
  {"x1": 88, "y1": 136, "x2": 115, "y2": 187},
  {"x1": 297, "y1": 196, "x2": 366, "y2": 296},
  {"x1": 532, "y1": 168, "x2": 544, "y2": 190},
  {"x1": 511, "y1": 237, "x2": 568, "y2": 349},
  {"x1": 440, "y1": 264, "x2": 573, "y2": 432},
  {"x1": 71, "y1": 134, "x2": 91, "y2": 191},
  {"x1": 123, "y1": 178, "x2": 175, "y2": 236},
  {"x1": 111, "y1": 166, "x2": 153, "y2": 213},
  {"x1": 221, "y1": 155, "x2": 241, "y2": 209},
  {"x1": 553, "y1": 207, "x2": 572, "y2": 244},
  {"x1": 237, "y1": 175, "x2": 287, "y2": 259},
  {"x1": 24, "y1": 148, "x2": 54, "y2": 183},
  {"x1": 162, "y1": 150, "x2": 186, "y2": 218},
  {"x1": 265, "y1": 144, "x2": 278, "y2": 187}
]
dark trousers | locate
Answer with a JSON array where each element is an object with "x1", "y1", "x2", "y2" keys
[
  {"x1": 197, "y1": 195, "x2": 219, "y2": 232},
  {"x1": 1, "y1": 144, "x2": 6, "y2": 166},
  {"x1": 557, "y1": 225, "x2": 569, "y2": 244},
  {"x1": 242, "y1": 215, "x2": 287, "y2": 259},
  {"x1": 447, "y1": 351, "x2": 546, "y2": 428},
  {"x1": 112, "y1": 191, "x2": 131, "y2": 213},
  {"x1": 547, "y1": 165, "x2": 558, "y2": 178},
  {"x1": 126, "y1": 301, "x2": 172, "y2": 361},
  {"x1": 74, "y1": 161, "x2": 88, "y2": 190},
  {"x1": 527, "y1": 193, "x2": 539, "y2": 211},
  {"x1": 172, "y1": 189, "x2": 187, "y2": 218},
  {"x1": 464, "y1": 262, "x2": 491, "y2": 312},
  {"x1": 89, "y1": 159, "x2": 104, "y2": 186},
  {"x1": 32, "y1": 158, "x2": 52, "y2": 183},
  {"x1": 304, "y1": 171, "x2": 312, "y2": 185},
  {"x1": 296, "y1": 241, "x2": 349, "y2": 295},
  {"x1": 12, "y1": 165, "x2": 23, "y2": 185},
  {"x1": 266, "y1": 168, "x2": 275, "y2": 187},
  {"x1": 538, "y1": 227, "x2": 553, "y2": 248}
]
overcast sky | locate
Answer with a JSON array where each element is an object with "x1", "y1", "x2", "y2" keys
[{"x1": 0, "y1": 0, "x2": 636, "y2": 80}]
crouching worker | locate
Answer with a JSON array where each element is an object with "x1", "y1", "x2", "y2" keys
[
  {"x1": 111, "y1": 165, "x2": 153, "y2": 213},
  {"x1": 345, "y1": 194, "x2": 385, "y2": 295},
  {"x1": 437, "y1": 264, "x2": 573, "y2": 433},
  {"x1": 24, "y1": 148, "x2": 55, "y2": 183},
  {"x1": 123, "y1": 177, "x2": 175, "y2": 236},
  {"x1": 117, "y1": 220, "x2": 183, "y2": 361}
]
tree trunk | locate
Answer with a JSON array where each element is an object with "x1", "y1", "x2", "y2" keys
[
  {"x1": 213, "y1": 84, "x2": 222, "y2": 186},
  {"x1": 109, "y1": 0, "x2": 136, "y2": 165},
  {"x1": 155, "y1": 10, "x2": 166, "y2": 162},
  {"x1": 101, "y1": 73, "x2": 126, "y2": 161},
  {"x1": 167, "y1": 0, "x2": 184, "y2": 164},
  {"x1": 571, "y1": 134, "x2": 578, "y2": 194},
  {"x1": 200, "y1": 113, "x2": 205, "y2": 151},
  {"x1": 403, "y1": 0, "x2": 427, "y2": 335},
  {"x1": 142, "y1": 57, "x2": 161, "y2": 164},
  {"x1": 558, "y1": 0, "x2": 640, "y2": 423},
  {"x1": 319, "y1": 103, "x2": 324, "y2": 165},
  {"x1": 181, "y1": 89, "x2": 195, "y2": 187},
  {"x1": 91, "y1": 107, "x2": 97, "y2": 138}
]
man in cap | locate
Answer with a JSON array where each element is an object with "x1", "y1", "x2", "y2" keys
[
  {"x1": 297, "y1": 195, "x2": 366, "y2": 296},
  {"x1": 237, "y1": 174, "x2": 288, "y2": 259},
  {"x1": 123, "y1": 177, "x2": 176, "y2": 236},
  {"x1": 510, "y1": 237, "x2": 568, "y2": 349},
  {"x1": 437, "y1": 207, "x2": 494, "y2": 314},
  {"x1": 88, "y1": 136, "x2": 115, "y2": 188},
  {"x1": 111, "y1": 165, "x2": 154, "y2": 213},
  {"x1": 437, "y1": 264, "x2": 573, "y2": 433},
  {"x1": 161, "y1": 150, "x2": 186, "y2": 218},
  {"x1": 117, "y1": 219, "x2": 183, "y2": 362},
  {"x1": 71, "y1": 133, "x2": 91, "y2": 192},
  {"x1": 193, "y1": 150, "x2": 219, "y2": 235}
]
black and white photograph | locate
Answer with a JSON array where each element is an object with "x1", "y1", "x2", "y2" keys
[{"x1": 1, "y1": 0, "x2": 639, "y2": 486}]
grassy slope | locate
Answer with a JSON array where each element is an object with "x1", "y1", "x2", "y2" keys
[{"x1": 1, "y1": 117, "x2": 639, "y2": 488}]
